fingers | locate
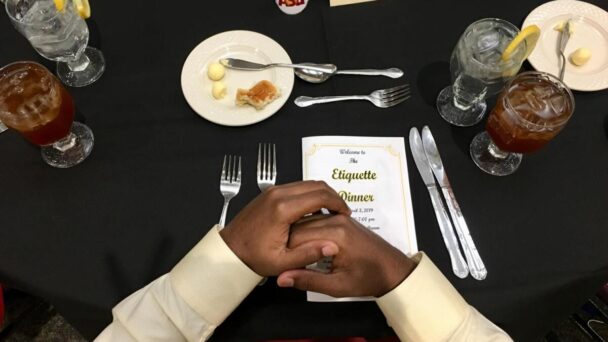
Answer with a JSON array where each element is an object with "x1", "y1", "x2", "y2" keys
[
  {"x1": 277, "y1": 269, "x2": 347, "y2": 298},
  {"x1": 277, "y1": 240, "x2": 339, "y2": 271},
  {"x1": 276, "y1": 189, "x2": 351, "y2": 224},
  {"x1": 288, "y1": 215, "x2": 353, "y2": 248},
  {"x1": 269, "y1": 180, "x2": 340, "y2": 197}
]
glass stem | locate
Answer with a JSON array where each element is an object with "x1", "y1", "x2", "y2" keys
[
  {"x1": 67, "y1": 52, "x2": 90, "y2": 72},
  {"x1": 53, "y1": 132, "x2": 77, "y2": 152},
  {"x1": 488, "y1": 140, "x2": 509, "y2": 159}
]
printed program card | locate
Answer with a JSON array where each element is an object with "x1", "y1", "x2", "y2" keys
[{"x1": 302, "y1": 136, "x2": 418, "y2": 302}]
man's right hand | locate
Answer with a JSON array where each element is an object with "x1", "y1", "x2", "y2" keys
[
  {"x1": 277, "y1": 215, "x2": 416, "y2": 298},
  {"x1": 220, "y1": 181, "x2": 351, "y2": 277}
]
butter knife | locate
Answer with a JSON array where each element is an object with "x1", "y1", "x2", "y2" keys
[
  {"x1": 558, "y1": 20, "x2": 571, "y2": 81},
  {"x1": 409, "y1": 128, "x2": 468, "y2": 278},
  {"x1": 220, "y1": 58, "x2": 336, "y2": 74},
  {"x1": 421, "y1": 126, "x2": 487, "y2": 281},
  {"x1": 0, "y1": 120, "x2": 7, "y2": 133}
]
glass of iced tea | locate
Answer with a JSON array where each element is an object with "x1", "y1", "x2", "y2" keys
[
  {"x1": 0, "y1": 61, "x2": 94, "y2": 168},
  {"x1": 470, "y1": 71, "x2": 574, "y2": 176}
]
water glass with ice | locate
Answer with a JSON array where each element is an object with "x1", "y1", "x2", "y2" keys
[
  {"x1": 437, "y1": 18, "x2": 526, "y2": 127},
  {"x1": 5, "y1": 0, "x2": 105, "y2": 87}
]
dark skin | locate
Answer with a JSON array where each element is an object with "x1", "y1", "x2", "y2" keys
[
  {"x1": 220, "y1": 181, "x2": 348, "y2": 276},
  {"x1": 278, "y1": 214, "x2": 416, "y2": 298},
  {"x1": 220, "y1": 181, "x2": 416, "y2": 298}
]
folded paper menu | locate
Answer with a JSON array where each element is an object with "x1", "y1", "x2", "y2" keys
[{"x1": 302, "y1": 136, "x2": 418, "y2": 302}]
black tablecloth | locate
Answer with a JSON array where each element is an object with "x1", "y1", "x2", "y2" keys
[{"x1": 1, "y1": 0, "x2": 608, "y2": 340}]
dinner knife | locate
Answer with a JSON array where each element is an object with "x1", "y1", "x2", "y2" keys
[
  {"x1": 409, "y1": 127, "x2": 468, "y2": 279},
  {"x1": 421, "y1": 126, "x2": 487, "y2": 281}
]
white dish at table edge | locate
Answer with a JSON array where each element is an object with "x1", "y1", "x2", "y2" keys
[
  {"x1": 523, "y1": 0, "x2": 608, "y2": 91},
  {"x1": 181, "y1": 30, "x2": 295, "y2": 126}
]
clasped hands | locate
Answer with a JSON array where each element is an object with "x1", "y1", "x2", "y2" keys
[{"x1": 220, "y1": 181, "x2": 416, "y2": 298}]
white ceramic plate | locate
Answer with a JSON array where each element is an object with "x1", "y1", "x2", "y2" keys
[
  {"x1": 181, "y1": 30, "x2": 294, "y2": 126},
  {"x1": 523, "y1": 0, "x2": 608, "y2": 91}
]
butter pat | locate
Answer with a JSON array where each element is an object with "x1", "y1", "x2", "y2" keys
[
  {"x1": 207, "y1": 63, "x2": 225, "y2": 81},
  {"x1": 554, "y1": 20, "x2": 574, "y2": 35},
  {"x1": 212, "y1": 81, "x2": 227, "y2": 99},
  {"x1": 570, "y1": 48, "x2": 592, "y2": 66}
]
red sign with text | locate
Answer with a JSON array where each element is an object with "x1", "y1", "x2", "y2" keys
[{"x1": 276, "y1": 0, "x2": 308, "y2": 15}]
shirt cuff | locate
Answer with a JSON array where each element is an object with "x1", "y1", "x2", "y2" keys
[
  {"x1": 376, "y1": 252, "x2": 469, "y2": 341},
  {"x1": 169, "y1": 225, "x2": 263, "y2": 326}
]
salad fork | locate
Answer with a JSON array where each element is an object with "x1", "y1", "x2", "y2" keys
[
  {"x1": 257, "y1": 143, "x2": 276, "y2": 192},
  {"x1": 294, "y1": 84, "x2": 411, "y2": 108},
  {"x1": 219, "y1": 155, "x2": 241, "y2": 228}
]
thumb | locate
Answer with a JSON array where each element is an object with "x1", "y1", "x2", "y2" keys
[{"x1": 277, "y1": 269, "x2": 345, "y2": 298}]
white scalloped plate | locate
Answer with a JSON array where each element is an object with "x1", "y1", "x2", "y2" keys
[
  {"x1": 523, "y1": 0, "x2": 608, "y2": 91},
  {"x1": 181, "y1": 31, "x2": 294, "y2": 126}
]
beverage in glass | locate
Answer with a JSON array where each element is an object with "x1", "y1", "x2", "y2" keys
[
  {"x1": 437, "y1": 18, "x2": 526, "y2": 127},
  {"x1": 5, "y1": 0, "x2": 105, "y2": 87},
  {"x1": 470, "y1": 71, "x2": 574, "y2": 176},
  {"x1": 0, "y1": 61, "x2": 94, "y2": 168}
]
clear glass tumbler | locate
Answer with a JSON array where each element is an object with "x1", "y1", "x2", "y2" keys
[
  {"x1": 470, "y1": 71, "x2": 575, "y2": 176},
  {"x1": 0, "y1": 61, "x2": 94, "y2": 167},
  {"x1": 437, "y1": 18, "x2": 526, "y2": 127},
  {"x1": 5, "y1": 0, "x2": 105, "y2": 87}
]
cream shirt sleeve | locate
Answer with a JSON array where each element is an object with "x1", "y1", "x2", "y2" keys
[
  {"x1": 95, "y1": 225, "x2": 262, "y2": 342},
  {"x1": 377, "y1": 253, "x2": 513, "y2": 342}
]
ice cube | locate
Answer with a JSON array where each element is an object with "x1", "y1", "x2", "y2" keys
[
  {"x1": 548, "y1": 95, "x2": 566, "y2": 116},
  {"x1": 477, "y1": 29, "x2": 500, "y2": 52},
  {"x1": 524, "y1": 90, "x2": 545, "y2": 112}
]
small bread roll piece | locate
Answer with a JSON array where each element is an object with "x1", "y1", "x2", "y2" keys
[
  {"x1": 207, "y1": 63, "x2": 225, "y2": 81},
  {"x1": 235, "y1": 80, "x2": 280, "y2": 110},
  {"x1": 212, "y1": 81, "x2": 227, "y2": 99}
]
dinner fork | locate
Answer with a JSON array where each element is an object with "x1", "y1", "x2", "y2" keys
[
  {"x1": 219, "y1": 155, "x2": 241, "y2": 228},
  {"x1": 294, "y1": 84, "x2": 411, "y2": 108},
  {"x1": 257, "y1": 143, "x2": 276, "y2": 192}
]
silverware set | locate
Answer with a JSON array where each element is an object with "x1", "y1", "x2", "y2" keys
[
  {"x1": 410, "y1": 126, "x2": 487, "y2": 280},
  {"x1": 218, "y1": 143, "x2": 277, "y2": 228},
  {"x1": 221, "y1": 57, "x2": 411, "y2": 108}
]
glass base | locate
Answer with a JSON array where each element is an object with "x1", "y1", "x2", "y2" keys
[
  {"x1": 56, "y1": 47, "x2": 105, "y2": 87},
  {"x1": 436, "y1": 86, "x2": 487, "y2": 127},
  {"x1": 41, "y1": 122, "x2": 94, "y2": 168},
  {"x1": 470, "y1": 131, "x2": 522, "y2": 176}
]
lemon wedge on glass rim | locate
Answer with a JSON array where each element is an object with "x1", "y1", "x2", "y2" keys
[
  {"x1": 73, "y1": 0, "x2": 91, "y2": 19},
  {"x1": 502, "y1": 25, "x2": 541, "y2": 61},
  {"x1": 500, "y1": 25, "x2": 540, "y2": 76},
  {"x1": 53, "y1": 0, "x2": 91, "y2": 18},
  {"x1": 53, "y1": 0, "x2": 65, "y2": 11}
]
